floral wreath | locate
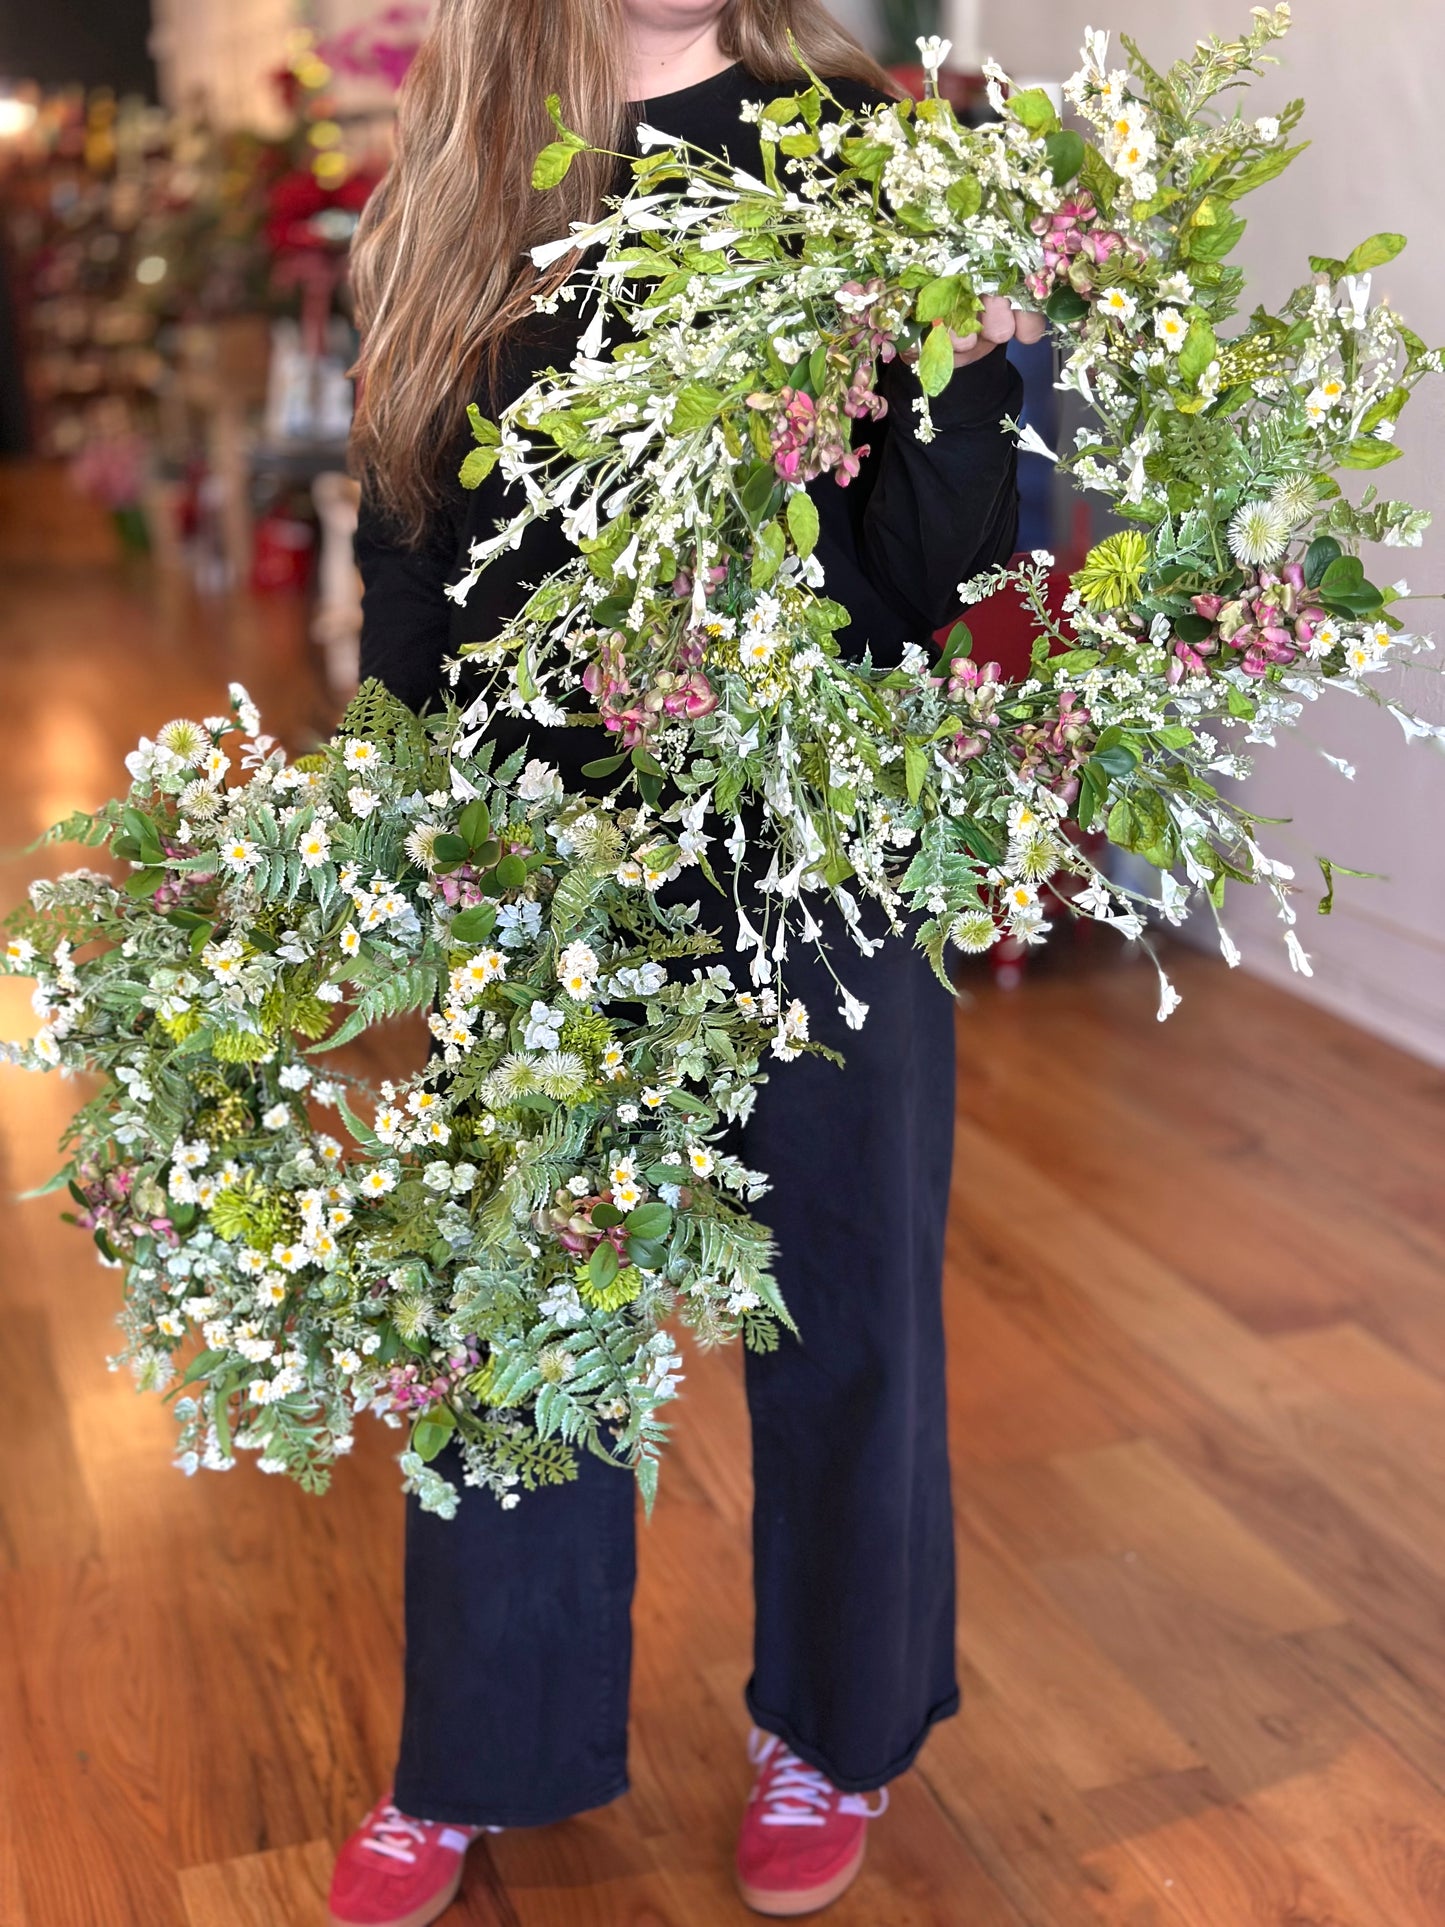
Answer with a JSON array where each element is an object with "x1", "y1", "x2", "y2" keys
[{"x1": 4, "y1": 8, "x2": 1441, "y2": 1516}]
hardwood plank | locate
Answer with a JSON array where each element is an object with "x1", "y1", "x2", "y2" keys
[
  {"x1": 1085, "y1": 1766, "x2": 1375, "y2": 1927},
  {"x1": 954, "y1": 1510, "x2": 1203, "y2": 1793},
  {"x1": 918, "y1": 1662, "x2": 1179, "y2": 1926},
  {"x1": 0, "y1": 1306, "x2": 99, "y2": 1569},
  {"x1": 1046, "y1": 1438, "x2": 1342, "y2": 1639},
  {"x1": 179, "y1": 1841, "x2": 336, "y2": 1927},
  {"x1": 1244, "y1": 1733, "x2": 1445, "y2": 1927},
  {"x1": 0, "y1": 1563, "x2": 188, "y2": 1927}
]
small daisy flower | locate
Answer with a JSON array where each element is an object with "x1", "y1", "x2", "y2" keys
[
  {"x1": 297, "y1": 825, "x2": 332, "y2": 869},
  {"x1": 687, "y1": 1144, "x2": 714, "y2": 1178},
  {"x1": 1154, "y1": 307, "x2": 1188, "y2": 352},
  {"x1": 202, "y1": 938, "x2": 247, "y2": 980},
  {"x1": 262, "y1": 1103, "x2": 291, "y2": 1131},
  {"x1": 558, "y1": 940, "x2": 600, "y2": 1000},
  {"x1": 220, "y1": 837, "x2": 260, "y2": 873},
  {"x1": 343, "y1": 740, "x2": 382, "y2": 773},
  {"x1": 1097, "y1": 287, "x2": 1137, "y2": 324}
]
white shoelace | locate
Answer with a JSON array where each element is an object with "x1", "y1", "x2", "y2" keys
[
  {"x1": 748, "y1": 1730, "x2": 890, "y2": 1829},
  {"x1": 361, "y1": 1806, "x2": 433, "y2": 1866}
]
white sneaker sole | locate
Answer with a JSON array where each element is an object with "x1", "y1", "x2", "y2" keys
[
  {"x1": 736, "y1": 1834, "x2": 868, "y2": 1917},
  {"x1": 329, "y1": 1861, "x2": 463, "y2": 1927}
]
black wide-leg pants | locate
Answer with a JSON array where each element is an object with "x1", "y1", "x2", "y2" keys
[{"x1": 393, "y1": 907, "x2": 959, "y2": 1826}]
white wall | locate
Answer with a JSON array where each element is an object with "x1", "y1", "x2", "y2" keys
[{"x1": 978, "y1": 0, "x2": 1445, "y2": 1064}]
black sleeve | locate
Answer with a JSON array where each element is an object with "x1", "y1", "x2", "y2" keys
[
  {"x1": 355, "y1": 483, "x2": 459, "y2": 714},
  {"x1": 857, "y1": 346, "x2": 1024, "y2": 634}
]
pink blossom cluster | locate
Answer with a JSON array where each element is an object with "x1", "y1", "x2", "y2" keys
[
  {"x1": 386, "y1": 1340, "x2": 482, "y2": 1415},
  {"x1": 933, "y1": 656, "x2": 1005, "y2": 762},
  {"x1": 933, "y1": 655, "x2": 1093, "y2": 800},
  {"x1": 1026, "y1": 194, "x2": 1143, "y2": 303},
  {"x1": 1014, "y1": 691, "x2": 1093, "y2": 803},
  {"x1": 74, "y1": 1161, "x2": 177, "y2": 1249},
  {"x1": 1176, "y1": 562, "x2": 1326, "y2": 682},
  {"x1": 747, "y1": 357, "x2": 885, "y2": 489},
  {"x1": 837, "y1": 278, "x2": 902, "y2": 365},
  {"x1": 583, "y1": 632, "x2": 718, "y2": 747}
]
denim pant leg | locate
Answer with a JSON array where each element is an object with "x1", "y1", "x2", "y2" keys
[
  {"x1": 740, "y1": 917, "x2": 959, "y2": 1792},
  {"x1": 393, "y1": 1441, "x2": 637, "y2": 1827}
]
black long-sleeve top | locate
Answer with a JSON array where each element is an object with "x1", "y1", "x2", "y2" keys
[{"x1": 356, "y1": 62, "x2": 1023, "y2": 777}]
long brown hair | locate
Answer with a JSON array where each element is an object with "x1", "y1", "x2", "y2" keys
[{"x1": 350, "y1": 0, "x2": 893, "y2": 542}]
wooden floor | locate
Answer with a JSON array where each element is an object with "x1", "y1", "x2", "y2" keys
[{"x1": 3, "y1": 536, "x2": 1445, "y2": 1925}]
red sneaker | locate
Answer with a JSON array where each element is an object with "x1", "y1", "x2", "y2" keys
[
  {"x1": 735, "y1": 1730, "x2": 889, "y2": 1917},
  {"x1": 328, "y1": 1792, "x2": 482, "y2": 1927}
]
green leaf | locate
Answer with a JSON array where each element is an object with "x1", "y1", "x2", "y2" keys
[
  {"x1": 786, "y1": 489, "x2": 820, "y2": 560},
  {"x1": 589, "y1": 1241, "x2": 621, "y2": 1291},
  {"x1": 740, "y1": 463, "x2": 780, "y2": 529},
  {"x1": 466, "y1": 404, "x2": 501, "y2": 445},
  {"x1": 904, "y1": 741, "x2": 929, "y2": 806},
  {"x1": 646, "y1": 1163, "x2": 692, "y2": 1186},
  {"x1": 1007, "y1": 88, "x2": 1060, "y2": 134},
  {"x1": 432, "y1": 833, "x2": 469, "y2": 868},
  {"x1": 1339, "y1": 437, "x2": 1403, "y2": 470},
  {"x1": 532, "y1": 139, "x2": 582, "y2": 190},
  {"x1": 1189, "y1": 212, "x2": 1247, "y2": 261},
  {"x1": 457, "y1": 798, "x2": 493, "y2": 850},
  {"x1": 412, "y1": 1406, "x2": 456, "y2": 1464},
  {"x1": 496, "y1": 854, "x2": 528, "y2": 892},
  {"x1": 459, "y1": 445, "x2": 500, "y2": 490},
  {"x1": 751, "y1": 518, "x2": 788, "y2": 589},
  {"x1": 916, "y1": 275, "x2": 963, "y2": 325},
  {"x1": 917, "y1": 323, "x2": 955, "y2": 398},
  {"x1": 123, "y1": 868, "x2": 166, "y2": 898},
  {"x1": 1226, "y1": 141, "x2": 1309, "y2": 199},
  {"x1": 1319, "y1": 555, "x2": 1365, "y2": 596},
  {"x1": 937, "y1": 621, "x2": 972, "y2": 673},
  {"x1": 944, "y1": 174, "x2": 982, "y2": 222},
  {"x1": 1045, "y1": 285, "x2": 1089, "y2": 326},
  {"x1": 671, "y1": 382, "x2": 725, "y2": 434},
  {"x1": 1177, "y1": 318, "x2": 1218, "y2": 385},
  {"x1": 1044, "y1": 129, "x2": 1085, "y2": 185},
  {"x1": 448, "y1": 904, "x2": 498, "y2": 945},
  {"x1": 625, "y1": 1202, "x2": 674, "y2": 1241},
  {"x1": 1304, "y1": 536, "x2": 1343, "y2": 588},
  {"x1": 1344, "y1": 232, "x2": 1407, "y2": 274},
  {"x1": 581, "y1": 753, "x2": 629, "y2": 780},
  {"x1": 591, "y1": 1202, "x2": 625, "y2": 1230}
]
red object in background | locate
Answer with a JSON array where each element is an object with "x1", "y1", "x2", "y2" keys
[
  {"x1": 251, "y1": 513, "x2": 316, "y2": 594},
  {"x1": 934, "y1": 558, "x2": 1106, "y2": 991},
  {"x1": 937, "y1": 562, "x2": 1073, "y2": 682},
  {"x1": 264, "y1": 167, "x2": 379, "y2": 257}
]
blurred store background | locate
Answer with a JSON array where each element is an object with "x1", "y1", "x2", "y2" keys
[{"x1": 0, "y1": 0, "x2": 1441, "y2": 1060}]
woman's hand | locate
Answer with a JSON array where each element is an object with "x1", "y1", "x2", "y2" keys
[{"x1": 908, "y1": 295, "x2": 1050, "y2": 369}]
